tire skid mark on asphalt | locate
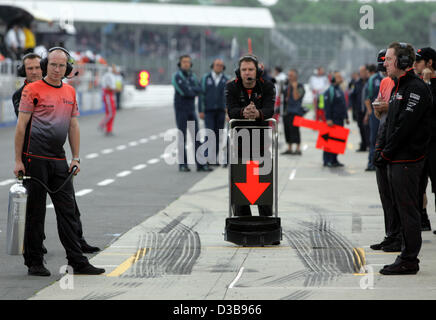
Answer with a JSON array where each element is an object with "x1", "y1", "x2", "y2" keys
[{"x1": 283, "y1": 216, "x2": 365, "y2": 288}]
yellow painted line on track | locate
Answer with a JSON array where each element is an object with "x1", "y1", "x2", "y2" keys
[{"x1": 106, "y1": 248, "x2": 148, "y2": 277}]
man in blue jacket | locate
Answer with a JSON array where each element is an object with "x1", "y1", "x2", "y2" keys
[
  {"x1": 172, "y1": 55, "x2": 212, "y2": 172},
  {"x1": 323, "y1": 71, "x2": 350, "y2": 167},
  {"x1": 199, "y1": 59, "x2": 229, "y2": 165}
]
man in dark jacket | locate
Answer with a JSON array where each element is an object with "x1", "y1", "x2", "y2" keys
[
  {"x1": 199, "y1": 59, "x2": 229, "y2": 165},
  {"x1": 376, "y1": 42, "x2": 432, "y2": 275},
  {"x1": 349, "y1": 66, "x2": 369, "y2": 152},
  {"x1": 414, "y1": 47, "x2": 436, "y2": 232},
  {"x1": 226, "y1": 54, "x2": 275, "y2": 217},
  {"x1": 323, "y1": 71, "x2": 349, "y2": 167},
  {"x1": 172, "y1": 54, "x2": 212, "y2": 172}
]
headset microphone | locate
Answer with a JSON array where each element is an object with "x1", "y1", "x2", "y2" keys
[
  {"x1": 66, "y1": 71, "x2": 79, "y2": 79},
  {"x1": 247, "y1": 77, "x2": 255, "y2": 81}
]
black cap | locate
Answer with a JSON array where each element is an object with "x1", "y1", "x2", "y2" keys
[
  {"x1": 416, "y1": 47, "x2": 436, "y2": 62},
  {"x1": 377, "y1": 49, "x2": 387, "y2": 72}
]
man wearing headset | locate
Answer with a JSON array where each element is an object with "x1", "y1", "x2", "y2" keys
[
  {"x1": 370, "y1": 49, "x2": 402, "y2": 253},
  {"x1": 322, "y1": 71, "x2": 350, "y2": 168},
  {"x1": 375, "y1": 42, "x2": 432, "y2": 275},
  {"x1": 13, "y1": 52, "x2": 100, "y2": 256},
  {"x1": 13, "y1": 48, "x2": 105, "y2": 276},
  {"x1": 172, "y1": 54, "x2": 213, "y2": 172},
  {"x1": 199, "y1": 58, "x2": 229, "y2": 166},
  {"x1": 413, "y1": 47, "x2": 436, "y2": 233},
  {"x1": 226, "y1": 54, "x2": 276, "y2": 217}
]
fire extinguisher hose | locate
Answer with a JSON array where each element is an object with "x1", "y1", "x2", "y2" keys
[{"x1": 18, "y1": 166, "x2": 78, "y2": 194}]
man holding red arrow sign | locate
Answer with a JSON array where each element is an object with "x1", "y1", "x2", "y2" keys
[{"x1": 322, "y1": 71, "x2": 350, "y2": 167}]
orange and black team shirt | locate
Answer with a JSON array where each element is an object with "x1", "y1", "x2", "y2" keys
[{"x1": 19, "y1": 79, "x2": 79, "y2": 160}]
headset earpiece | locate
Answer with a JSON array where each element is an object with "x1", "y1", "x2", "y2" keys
[{"x1": 397, "y1": 42, "x2": 412, "y2": 70}]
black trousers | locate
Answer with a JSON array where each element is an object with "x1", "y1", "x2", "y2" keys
[
  {"x1": 282, "y1": 113, "x2": 301, "y2": 144},
  {"x1": 174, "y1": 108, "x2": 202, "y2": 167},
  {"x1": 376, "y1": 165, "x2": 401, "y2": 240},
  {"x1": 387, "y1": 162, "x2": 424, "y2": 262},
  {"x1": 357, "y1": 108, "x2": 369, "y2": 150},
  {"x1": 204, "y1": 109, "x2": 226, "y2": 162},
  {"x1": 23, "y1": 157, "x2": 88, "y2": 268}
]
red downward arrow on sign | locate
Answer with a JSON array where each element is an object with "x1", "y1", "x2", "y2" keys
[{"x1": 235, "y1": 161, "x2": 270, "y2": 205}]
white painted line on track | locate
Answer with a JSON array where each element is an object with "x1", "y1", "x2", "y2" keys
[
  {"x1": 97, "y1": 179, "x2": 115, "y2": 186},
  {"x1": 85, "y1": 153, "x2": 99, "y2": 159},
  {"x1": 147, "y1": 158, "x2": 159, "y2": 165},
  {"x1": 101, "y1": 148, "x2": 114, "y2": 154},
  {"x1": 75, "y1": 189, "x2": 94, "y2": 197},
  {"x1": 229, "y1": 267, "x2": 245, "y2": 289},
  {"x1": 289, "y1": 169, "x2": 297, "y2": 180},
  {"x1": 0, "y1": 179, "x2": 16, "y2": 186},
  {"x1": 128, "y1": 141, "x2": 138, "y2": 147},
  {"x1": 116, "y1": 145, "x2": 127, "y2": 151},
  {"x1": 139, "y1": 138, "x2": 148, "y2": 144},
  {"x1": 149, "y1": 135, "x2": 158, "y2": 140},
  {"x1": 132, "y1": 164, "x2": 147, "y2": 170},
  {"x1": 116, "y1": 171, "x2": 132, "y2": 178}
]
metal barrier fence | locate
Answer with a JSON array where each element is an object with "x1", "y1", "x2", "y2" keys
[{"x1": 0, "y1": 61, "x2": 110, "y2": 126}]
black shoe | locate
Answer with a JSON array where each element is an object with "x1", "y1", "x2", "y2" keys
[
  {"x1": 324, "y1": 162, "x2": 333, "y2": 167},
  {"x1": 81, "y1": 243, "x2": 101, "y2": 254},
  {"x1": 381, "y1": 241, "x2": 402, "y2": 252},
  {"x1": 271, "y1": 241, "x2": 280, "y2": 245},
  {"x1": 28, "y1": 265, "x2": 51, "y2": 277},
  {"x1": 380, "y1": 256, "x2": 419, "y2": 275},
  {"x1": 332, "y1": 162, "x2": 344, "y2": 167},
  {"x1": 422, "y1": 220, "x2": 432, "y2": 231},
  {"x1": 73, "y1": 263, "x2": 105, "y2": 275},
  {"x1": 281, "y1": 150, "x2": 293, "y2": 155},
  {"x1": 222, "y1": 164, "x2": 228, "y2": 168},
  {"x1": 365, "y1": 166, "x2": 376, "y2": 172},
  {"x1": 42, "y1": 244, "x2": 47, "y2": 254},
  {"x1": 370, "y1": 237, "x2": 394, "y2": 250},
  {"x1": 294, "y1": 150, "x2": 302, "y2": 156},
  {"x1": 197, "y1": 165, "x2": 213, "y2": 172},
  {"x1": 179, "y1": 165, "x2": 191, "y2": 172}
]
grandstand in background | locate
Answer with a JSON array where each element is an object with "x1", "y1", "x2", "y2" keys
[
  {"x1": 271, "y1": 23, "x2": 377, "y2": 83},
  {"x1": 1, "y1": 0, "x2": 384, "y2": 85}
]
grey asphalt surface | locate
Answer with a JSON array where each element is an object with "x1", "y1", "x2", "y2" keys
[{"x1": 0, "y1": 104, "x2": 208, "y2": 300}]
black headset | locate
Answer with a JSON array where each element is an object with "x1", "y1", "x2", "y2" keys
[
  {"x1": 235, "y1": 54, "x2": 262, "y2": 79},
  {"x1": 17, "y1": 53, "x2": 42, "y2": 77},
  {"x1": 177, "y1": 55, "x2": 193, "y2": 68},
  {"x1": 377, "y1": 48, "x2": 387, "y2": 72},
  {"x1": 210, "y1": 59, "x2": 226, "y2": 71},
  {"x1": 397, "y1": 42, "x2": 413, "y2": 70},
  {"x1": 40, "y1": 47, "x2": 74, "y2": 77}
]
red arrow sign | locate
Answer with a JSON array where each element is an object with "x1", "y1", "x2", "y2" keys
[
  {"x1": 293, "y1": 116, "x2": 349, "y2": 155},
  {"x1": 235, "y1": 161, "x2": 270, "y2": 205}
]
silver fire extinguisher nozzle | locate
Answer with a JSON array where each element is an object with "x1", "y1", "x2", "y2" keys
[{"x1": 6, "y1": 173, "x2": 28, "y2": 255}]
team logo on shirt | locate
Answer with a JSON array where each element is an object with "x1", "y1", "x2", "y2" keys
[{"x1": 63, "y1": 98, "x2": 74, "y2": 105}]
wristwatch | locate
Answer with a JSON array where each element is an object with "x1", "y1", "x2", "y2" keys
[{"x1": 72, "y1": 157, "x2": 81, "y2": 163}]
